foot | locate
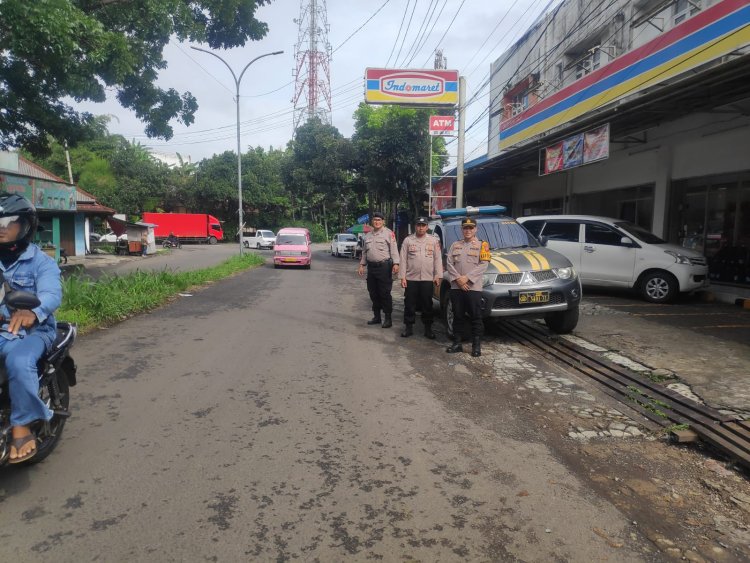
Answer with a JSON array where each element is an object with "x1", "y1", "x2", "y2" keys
[
  {"x1": 401, "y1": 325, "x2": 413, "y2": 337},
  {"x1": 366, "y1": 317, "x2": 382, "y2": 325},
  {"x1": 381, "y1": 317, "x2": 392, "y2": 329},
  {"x1": 9, "y1": 426, "x2": 37, "y2": 464},
  {"x1": 423, "y1": 325, "x2": 436, "y2": 339},
  {"x1": 446, "y1": 342, "x2": 463, "y2": 353}
]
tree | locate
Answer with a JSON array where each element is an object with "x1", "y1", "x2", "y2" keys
[
  {"x1": 0, "y1": 0, "x2": 271, "y2": 155},
  {"x1": 352, "y1": 104, "x2": 446, "y2": 221}
]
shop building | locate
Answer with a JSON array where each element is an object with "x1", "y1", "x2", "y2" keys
[{"x1": 466, "y1": 0, "x2": 750, "y2": 288}]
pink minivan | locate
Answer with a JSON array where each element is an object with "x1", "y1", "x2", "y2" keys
[{"x1": 273, "y1": 228, "x2": 312, "y2": 269}]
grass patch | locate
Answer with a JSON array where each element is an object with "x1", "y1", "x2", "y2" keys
[
  {"x1": 57, "y1": 253, "x2": 264, "y2": 333},
  {"x1": 627, "y1": 385, "x2": 669, "y2": 419}
]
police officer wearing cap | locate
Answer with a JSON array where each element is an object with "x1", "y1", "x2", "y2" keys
[
  {"x1": 357, "y1": 211, "x2": 399, "y2": 328},
  {"x1": 446, "y1": 216, "x2": 490, "y2": 357},
  {"x1": 399, "y1": 216, "x2": 442, "y2": 338}
]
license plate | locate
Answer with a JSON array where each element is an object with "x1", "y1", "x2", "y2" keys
[
  {"x1": 282, "y1": 258, "x2": 297, "y2": 262},
  {"x1": 519, "y1": 291, "x2": 550, "y2": 304}
]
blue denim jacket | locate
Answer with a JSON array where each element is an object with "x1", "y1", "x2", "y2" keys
[{"x1": 0, "y1": 244, "x2": 61, "y2": 349}]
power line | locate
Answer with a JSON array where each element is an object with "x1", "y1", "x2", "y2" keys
[{"x1": 332, "y1": 0, "x2": 392, "y2": 54}]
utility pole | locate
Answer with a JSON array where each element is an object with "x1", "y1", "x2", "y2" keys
[{"x1": 456, "y1": 76, "x2": 466, "y2": 208}]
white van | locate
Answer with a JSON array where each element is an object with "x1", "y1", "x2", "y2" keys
[
  {"x1": 243, "y1": 229, "x2": 276, "y2": 249},
  {"x1": 518, "y1": 215, "x2": 709, "y2": 303}
]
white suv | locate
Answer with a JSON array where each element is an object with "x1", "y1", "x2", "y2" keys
[
  {"x1": 518, "y1": 215, "x2": 709, "y2": 303},
  {"x1": 243, "y1": 230, "x2": 276, "y2": 249}
]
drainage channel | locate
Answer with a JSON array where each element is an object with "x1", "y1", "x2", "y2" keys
[{"x1": 495, "y1": 320, "x2": 750, "y2": 470}]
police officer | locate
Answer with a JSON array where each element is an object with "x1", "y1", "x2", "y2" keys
[
  {"x1": 446, "y1": 217, "x2": 490, "y2": 357},
  {"x1": 357, "y1": 211, "x2": 399, "y2": 328},
  {"x1": 399, "y1": 216, "x2": 442, "y2": 338}
]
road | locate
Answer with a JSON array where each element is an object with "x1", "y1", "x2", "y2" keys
[{"x1": 0, "y1": 245, "x2": 651, "y2": 561}]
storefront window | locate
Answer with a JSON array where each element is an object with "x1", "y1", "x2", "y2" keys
[
  {"x1": 572, "y1": 185, "x2": 653, "y2": 230},
  {"x1": 670, "y1": 176, "x2": 750, "y2": 286}
]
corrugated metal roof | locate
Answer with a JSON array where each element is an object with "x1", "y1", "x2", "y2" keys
[{"x1": 17, "y1": 156, "x2": 68, "y2": 183}]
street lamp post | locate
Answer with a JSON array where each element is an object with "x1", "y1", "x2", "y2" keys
[{"x1": 190, "y1": 46, "x2": 283, "y2": 255}]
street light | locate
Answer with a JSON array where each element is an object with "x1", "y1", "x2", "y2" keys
[{"x1": 190, "y1": 46, "x2": 284, "y2": 255}]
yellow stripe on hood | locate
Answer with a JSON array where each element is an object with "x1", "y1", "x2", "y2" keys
[
  {"x1": 524, "y1": 250, "x2": 550, "y2": 270},
  {"x1": 490, "y1": 254, "x2": 521, "y2": 273}
]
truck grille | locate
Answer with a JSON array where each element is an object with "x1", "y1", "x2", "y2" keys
[
  {"x1": 495, "y1": 273, "x2": 523, "y2": 284},
  {"x1": 530, "y1": 270, "x2": 557, "y2": 282}
]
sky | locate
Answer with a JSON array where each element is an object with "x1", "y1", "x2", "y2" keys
[{"x1": 74, "y1": 0, "x2": 554, "y2": 165}]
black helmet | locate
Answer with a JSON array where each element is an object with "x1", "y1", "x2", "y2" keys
[{"x1": 0, "y1": 192, "x2": 38, "y2": 252}]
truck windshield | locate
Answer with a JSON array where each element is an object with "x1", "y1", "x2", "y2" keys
[
  {"x1": 340, "y1": 235, "x2": 357, "y2": 242},
  {"x1": 259, "y1": 231, "x2": 275, "y2": 237},
  {"x1": 210, "y1": 223, "x2": 222, "y2": 232},
  {"x1": 443, "y1": 219, "x2": 539, "y2": 250}
]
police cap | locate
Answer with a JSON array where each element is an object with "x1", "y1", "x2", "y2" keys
[
  {"x1": 461, "y1": 217, "x2": 477, "y2": 227},
  {"x1": 415, "y1": 216, "x2": 429, "y2": 225},
  {"x1": 372, "y1": 211, "x2": 385, "y2": 220}
]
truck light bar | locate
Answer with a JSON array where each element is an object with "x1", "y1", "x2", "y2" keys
[{"x1": 436, "y1": 205, "x2": 507, "y2": 218}]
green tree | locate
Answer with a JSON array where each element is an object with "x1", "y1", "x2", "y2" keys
[
  {"x1": 352, "y1": 104, "x2": 445, "y2": 222},
  {"x1": 0, "y1": 0, "x2": 271, "y2": 155},
  {"x1": 282, "y1": 118, "x2": 353, "y2": 234}
]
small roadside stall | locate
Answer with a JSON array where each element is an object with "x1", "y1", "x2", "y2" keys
[{"x1": 107, "y1": 218, "x2": 156, "y2": 256}]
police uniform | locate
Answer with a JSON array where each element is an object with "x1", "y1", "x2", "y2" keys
[
  {"x1": 359, "y1": 212, "x2": 399, "y2": 327},
  {"x1": 399, "y1": 217, "x2": 442, "y2": 338},
  {"x1": 446, "y1": 217, "x2": 490, "y2": 356}
]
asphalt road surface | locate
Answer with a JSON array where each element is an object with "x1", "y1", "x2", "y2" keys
[{"x1": 0, "y1": 246, "x2": 650, "y2": 561}]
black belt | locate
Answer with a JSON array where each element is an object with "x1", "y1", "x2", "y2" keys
[{"x1": 367, "y1": 259, "x2": 392, "y2": 267}]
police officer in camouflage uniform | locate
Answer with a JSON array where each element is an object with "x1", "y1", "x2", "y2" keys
[
  {"x1": 399, "y1": 216, "x2": 442, "y2": 339},
  {"x1": 357, "y1": 211, "x2": 400, "y2": 328},
  {"x1": 446, "y1": 217, "x2": 490, "y2": 357}
]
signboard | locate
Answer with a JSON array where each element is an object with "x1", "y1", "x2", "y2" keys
[
  {"x1": 562, "y1": 134, "x2": 583, "y2": 169},
  {"x1": 0, "y1": 173, "x2": 76, "y2": 211},
  {"x1": 583, "y1": 124, "x2": 610, "y2": 163},
  {"x1": 356, "y1": 213, "x2": 369, "y2": 224},
  {"x1": 430, "y1": 178, "x2": 454, "y2": 216},
  {"x1": 429, "y1": 115, "x2": 456, "y2": 136},
  {"x1": 540, "y1": 124, "x2": 609, "y2": 176},
  {"x1": 365, "y1": 68, "x2": 459, "y2": 106}
]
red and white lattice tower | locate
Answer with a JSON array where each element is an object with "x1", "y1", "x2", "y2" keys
[{"x1": 292, "y1": 0, "x2": 332, "y2": 131}]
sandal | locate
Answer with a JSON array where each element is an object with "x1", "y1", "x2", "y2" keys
[{"x1": 9, "y1": 433, "x2": 37, "y2": 464}]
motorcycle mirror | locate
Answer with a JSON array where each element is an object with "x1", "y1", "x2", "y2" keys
[{"x1": 5, "y1": 289, "x2": 41, "y2": 310}]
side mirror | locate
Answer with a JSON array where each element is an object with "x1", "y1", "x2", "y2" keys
[
  {"x1": 538, "y1": 235, "x2": 548, "y2": 246},
  {"x1": 620, "y1": 236, "x2": 634, "y2": 246},
  {"x1": 5, "y1": 289, "x2": 41, "y2": 310}
]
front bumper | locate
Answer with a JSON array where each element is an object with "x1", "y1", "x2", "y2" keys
[
  {"x1": 481, "y1": 278, "x2": 582, "y2": 318},
  {"x1": 670, "y1": 265, "x2": 710, "y2": 292},
  {"x1": 274, "y1": 257, "x2": 311, "y2": 266}
]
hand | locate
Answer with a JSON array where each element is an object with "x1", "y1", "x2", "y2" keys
[
  {"x1": 433, "y1": 276, "x2": 441, "y2": 286},
  {"x1": 357, "y1": 265, "x2": 365, "y2": 277},
  {"x1": 392, "y1": 264, "x2": 399, "y2": 275},
  {"x1": 455, "y1": 275, "x2": 469, "y2": 287},
  {"x1": 8, "y1": 310, "x2": 37, "y2": 335},
  {"x1": 461, "y1": 282, "x2": 471, "y2": 291},
  {"x1": 401, "y1": 278, "x2": 407, "y2": 289}
]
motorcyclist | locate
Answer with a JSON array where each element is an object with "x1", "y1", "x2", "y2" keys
[
  {"x1": 0, "y1": 193, "x2": 61, "y2": 463},
  {"x1": 166, "y1": 231, "x2": 179, "y2": 247}
]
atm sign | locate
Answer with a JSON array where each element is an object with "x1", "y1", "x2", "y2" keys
[{"x1": 429, "y1": 115, "x2": 455, "y2": 136}]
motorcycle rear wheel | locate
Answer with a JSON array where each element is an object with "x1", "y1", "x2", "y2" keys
[{"x1": 26, "y1": 366, "x2": 71, "y2": 465}]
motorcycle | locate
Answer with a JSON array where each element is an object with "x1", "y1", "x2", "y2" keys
[
  {"x1": 162, "y1": 238, "x2": 182, "y2": 249},
  {"x1": 0, "y1": 285, "x2": 77, "y2": 466}
]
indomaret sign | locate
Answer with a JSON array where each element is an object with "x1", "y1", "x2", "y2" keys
[{"x1": 365, "y1": 68, "x2": 459, "y2": 106}]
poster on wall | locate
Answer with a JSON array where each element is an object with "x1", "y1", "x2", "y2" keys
[
  {"x1": 430, "y1": 178, "x2": 454, "y2": 216},
  {"x1": 0, "y1": 174, "x2": 76, "y2": 210},
  {"x1": 544, "y1": 142, "x2": 564, "y2": 174},
  {"x1": 563, "y1": 134, "x2": 583, "y2": 169},
  {"x1": 583, "y1": 123, "x2": 610, "y2": 163}
]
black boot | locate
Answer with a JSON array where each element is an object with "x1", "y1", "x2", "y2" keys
[
  {"x1": 446, "y1": 340, "x2": 463, "y2": 353},
  {"x1": 400, "y1": 324, "x2": 413, "y2": 337},
  {"x1": 423, "y1": 323, "x2": 435, "y2": 339},
  {"x1": 471, "y1": 337, "x2": 482, "y2": 357},
  {"x1": 382, "y1": 314, "x2": 392, "y2": 328},
  {"x1": 367, "y1": 310, "x2": 381, "y2": 325}
]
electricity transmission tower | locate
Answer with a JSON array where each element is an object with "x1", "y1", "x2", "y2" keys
[{"x1": 292, "y1": 0, "x2": 332, "y2": 131}]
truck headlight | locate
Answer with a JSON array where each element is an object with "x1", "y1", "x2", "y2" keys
[
  {"x1": 554, "y1": 267, "x2": 575, "y2": 280},
  {"x1": 482, "y1": 274, "x2": 497, "y2": 287},
  {"x1": 665, "y1": 250, "x2": 691, "y2": 265}
]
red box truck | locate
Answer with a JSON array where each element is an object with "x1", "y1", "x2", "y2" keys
[{"x1": 142, "y1": 213, "x2": 224, "y2": 244}]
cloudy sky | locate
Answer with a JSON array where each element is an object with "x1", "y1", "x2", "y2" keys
[{"x1": 75, "y1": 0, "x2": 553, "y2": 164}]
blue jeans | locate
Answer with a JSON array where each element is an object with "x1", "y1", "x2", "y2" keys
[{"x1": 0, "y1": 334, "x2": 53, "y2": 426}]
